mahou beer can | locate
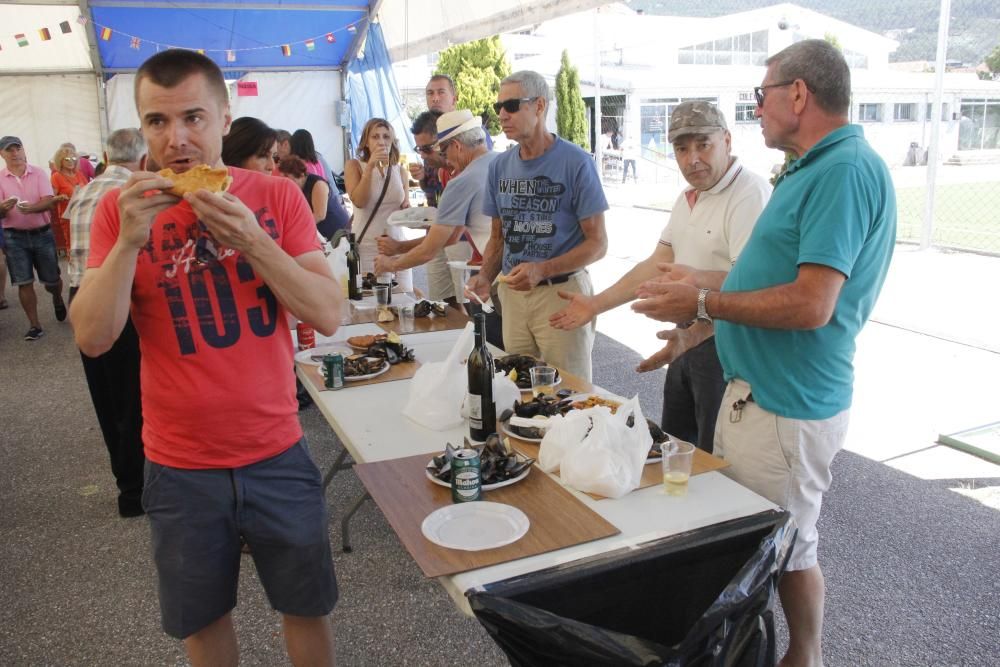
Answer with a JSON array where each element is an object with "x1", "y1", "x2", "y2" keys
[
  {"x1": 451, "y1": 448, "x2": 482, "y2": 503},
  {"x1": 296, "y1": 321, "x2": 315, "y2": 351}
]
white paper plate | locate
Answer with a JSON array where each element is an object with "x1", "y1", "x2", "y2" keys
[
  {"x1": 344, "y1": 358, "x2": 390, "y2": 381},
  {"x1": 425, "y1": 457, "x2": 532, "y2": 491},
  {"x1": 294, "y1": 345, "x2": 352, "y2": 366},
  {"x1": 499, "y1": 419, "x2": 547, "y2": 444},
  {"x1": 421, "y1": 501, "x2": 529, "y2": 551},
  {"x1": 387, "y1": 207, "x2": 437, "y2": 227}
]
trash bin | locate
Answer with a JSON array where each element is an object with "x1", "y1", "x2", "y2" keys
[{"x1": 469, "y1": 509, "x2": 795, "y2": 667}]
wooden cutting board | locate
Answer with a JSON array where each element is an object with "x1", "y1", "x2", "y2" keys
[
  {"x1": 502, "y1": 433, "x2": 729, "y2": 499},
  {"x1": 298, "y1": 358, "x2": 421, "y2": 390},
  {"x1": 377, "y1": 305, "x2": 470, "y2": 334},
  {"x1": 354, "y1": 453, "x2": 620, "y2": 578}
]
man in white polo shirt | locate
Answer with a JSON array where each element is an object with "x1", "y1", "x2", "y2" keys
[{"x1": 550, "y1": 101, "x2": 770, "y2": 451}]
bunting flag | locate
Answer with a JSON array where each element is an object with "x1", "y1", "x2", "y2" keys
[
  {"x1": 60, "y1": 21, "x2": 72, "y2": 34},
  {"x1": 281, "y1": 44, "x2": 291, "y2": 56},
  {"x1": 77, "y1": 15, "x2": 88, "y2": 25},
  {"x1": 100, "y1": 26, "x2": 112, "y2": 41},
  {"x1": 39, "y1": 28, "x2": 52, "y2": 42},
  {"x1": 226, "y1": 50, "x2": 236, "y2": 62},
  {"x1": 305, "y1": 39, "x2": 315, "y2": 51},
  {"x1": 347, "y1": 25, "x2": 357, "y2": 33},
  {"x1": 130, "y1": 36, "x2": 141, "y2": 50},
  {"x1": 16, "y1": 33, "x2": 28, "y2": 47},
  {"x1": 326, "y1": 33, "x2": 335, "y2": 43}
]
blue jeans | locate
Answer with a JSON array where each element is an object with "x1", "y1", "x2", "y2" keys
[
  {"x1": 3, "y1": 226, "x2": 61, "y2": 287},
  {"x1": 661, "y1": 336, "x2": 726, "y2": 453}
]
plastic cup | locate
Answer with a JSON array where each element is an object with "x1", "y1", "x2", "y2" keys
[
  {"x1": 662, "y1": 438, "x2": 695, "y2": 496},
  {"x1": 374, "y1": 284, "x2": 390, "y2": 306},
  {"x1": 397, "y1": 304, "x2": 415, "y2": 333},
  {"x1": 529, "y1": 366, "x2": 557, "y2": 397}
]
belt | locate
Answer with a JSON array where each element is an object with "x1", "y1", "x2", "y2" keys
[
  {"x1": 537, "y1": 272, "x2": 577, "y2": 286},
  {"x1": 4, "y1": 224, "x2": 51, "y2": 236}
]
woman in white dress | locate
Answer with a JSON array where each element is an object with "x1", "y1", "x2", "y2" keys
[{"x1": 344, "y1": 118, "x2": 412, "y2": 292}]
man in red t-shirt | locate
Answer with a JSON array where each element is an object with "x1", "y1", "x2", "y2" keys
[{"x1": 69, "y1": 50, "x2": 340, "y2": 665}]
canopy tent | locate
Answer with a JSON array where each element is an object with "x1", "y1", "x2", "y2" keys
[{"x1": 0, "y1": 0, "x2": 606, "y2": 170}]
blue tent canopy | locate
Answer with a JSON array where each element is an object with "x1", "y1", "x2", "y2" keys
[{"x1": 88, "y1": 0, "x2": 369, "y2": 72}]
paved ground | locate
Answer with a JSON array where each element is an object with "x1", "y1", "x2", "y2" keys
[{"x1": 1, "y1": 201, "x2": 998, "y2": 665}]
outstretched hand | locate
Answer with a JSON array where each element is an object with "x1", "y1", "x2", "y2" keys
[
  {"x1": 632, "y1": 279, "x2": 699, "y2": 323},
  {"x1": 549, "y1": 290, "x2": 596, "y2": 330}
]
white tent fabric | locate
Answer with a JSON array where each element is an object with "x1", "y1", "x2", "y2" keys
[
  {"x1": 106, "y1": 71, "x2": 346, "y2": 172},
  {"x1": 0, "y1": 5, "x2": 93, "y2": 73}
]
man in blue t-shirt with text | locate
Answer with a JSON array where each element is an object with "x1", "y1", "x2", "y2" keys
[
  {"x1": 467, "y1": 70, "x2": 608, "y2": 381},
  {"x1": 631, "y1": 40, "x2": 895, "y2": 666}
]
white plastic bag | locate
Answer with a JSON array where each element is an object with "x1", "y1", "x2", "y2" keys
[
  {"x1": 402, "y1": 323, "x2": 474, "y2": 430},
  {"x1": 537, "y1": 408, "x2": 593, "y2": 473},
  {"x1": 492, "y1": 372, "x2": 521, "y2": 418},
  {"x1": 559, "y1": 396, "x2": 653, "y2": 498}
]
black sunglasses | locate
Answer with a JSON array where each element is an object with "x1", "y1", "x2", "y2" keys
[
  {"x1": 753, "y1": 80, "x2": 815, "y2": 107},
  {"x1": 416, "y1": 143, "x2": 436, "y2": 154},
  {"x1": 492, "y1": 97, "x2": 538, "y2": 114},
  {"x1": 436, "y1": 140, "x2": 454, "y2": 157}
]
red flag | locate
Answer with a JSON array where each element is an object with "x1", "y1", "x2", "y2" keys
[
  {"x1": 281, "y1": 44, "x2": 291, "y2": 57},
  {"x1": 100, "y1": 27, "x2": 112, "y2": 41},
  {"x1": 130, "y1": 36, "x2": 141, "y2": 50},
  {"x1": 39, "y1": 28, "x2": 52, "y2": 42},
  {"x1": 326, "y1": 33, "x2": 335, "y2": 43}
]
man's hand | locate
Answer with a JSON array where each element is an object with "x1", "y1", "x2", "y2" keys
[
  {"x1": 503, "y1": 261, "x2": 546, "y2": 291},
  {"x1": 655, "y1": 262, "x2": 698, "y2": 284},
  {"x1": 376, "y1": 235, "x2": 404, "y2": 255},
  {"x1": 632, "y1": 280, "x2": 700, "y2": 323},
  {"x1": 116, "y1": 171, "x2": 179, "y2": 250},
  {"x1": 408, "y1": 163, "x2": 424, "y2": 182},
  {"x1": 549, "y1": 291, "x2": 597, "y2": 330},
  {"x1": 185, "y1": 190, "x2": 268, "y2": 255},
  {"x1": 636, "y1": 328, "x2": 695, "y2": 372},
  {"x1": 373, "y1": 253, "x2": 395, "y2": 275},
  {"x1": 465, "y1": 273, "x2": 492, "y2": 303},
  {"x1": 0, "y1": 197, "x2": 16, "y2": 214}
]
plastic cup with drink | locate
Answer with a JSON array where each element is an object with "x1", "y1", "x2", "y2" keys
[{"x1": 662, "y1": 437, "x2": 695, "y2": 496}]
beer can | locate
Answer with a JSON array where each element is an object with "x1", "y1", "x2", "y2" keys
[
  {"x1": 322, "y1": 354, "x2": 344, "y2": 390},
  {"x1": 296, "y1": 321, "x2": 315, "y2": 351},
  {"x1": 451, "y1": 448, "x2": 482, "y2": 503}
]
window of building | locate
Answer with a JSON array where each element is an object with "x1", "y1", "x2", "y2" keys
[
  {"x1": 894, "y1": 103, "x2": 917, "y2": 122},
  {"x1": 734, "y1": 103, "x2": 757, "y2": 123},
  {"x1": 843, "y1": 49, "x2": 869, "y2": 69},
  {"x1": 925, "y1": 103, "x2": 949, "y2": 121},
  {"x1": 959, "y1": 99, "x2": 1000, "y2": 150},
  {"x1": 858, "y1": 103, "x2": 882, "y2": 122},
  {"x1": 640, "y1": 97, "x2": 718, "y2": 158},
  {"x1": 678, "y1": 30, "x2": 767, "y2": 66}
]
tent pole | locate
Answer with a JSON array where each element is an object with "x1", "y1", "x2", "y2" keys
[{"x1": 78, "y1": 0, "x2": 109, "y2": 146}]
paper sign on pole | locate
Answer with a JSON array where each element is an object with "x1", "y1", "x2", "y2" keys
[{"x1": 237, "y1": 81, "x2": 258, "y2": 97}]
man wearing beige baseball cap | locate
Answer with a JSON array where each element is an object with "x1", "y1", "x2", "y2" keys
[{"x1": 551, "y1": 100, "x2": 771, "y2": 452}]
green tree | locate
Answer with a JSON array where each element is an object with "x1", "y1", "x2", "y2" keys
[
  {"x1": 824, "y1": 32, "x2": 842, "y2": 51},
  {"x1": 435, "y1": 36, "x2": 511, "y2": 134},
  {"x1": 985, "y1": 44, "x2": 1000, "y2": 79},
  {"x1": 555, "y1": 50, "x2": 589, "y2": 150}
]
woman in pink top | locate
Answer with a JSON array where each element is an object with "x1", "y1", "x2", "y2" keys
[{"x1": 289, "y1": 129, "x2": 325, "y2": 179}]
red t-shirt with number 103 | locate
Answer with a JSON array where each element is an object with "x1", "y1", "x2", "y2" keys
[{"x1": 88, "y1": 166, "x2": 322, "y2": 469}]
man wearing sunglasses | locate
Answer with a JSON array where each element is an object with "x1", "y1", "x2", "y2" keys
[
  {"x1": 468, "y1": 70, "x2": 608, "y2": 381},
  {"x1": 632, "y1": 40, "x2": 895, "y2": 667}
]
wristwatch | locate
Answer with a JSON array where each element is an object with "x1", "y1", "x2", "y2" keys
[{"x1": 696, "y1": 288, "x2": 713, "y2": 323}]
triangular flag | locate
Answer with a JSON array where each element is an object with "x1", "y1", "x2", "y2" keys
[
  {"x1": 16, "y1": 33, "x2": 28, "y2": 47},
  {"x1": 60, "y1": 21, "x2": 72, "y2": 34},
  {"x1": 305, "y1": 39, "x2": 315, "y2": 51},
  {"x1": 281, "y1": 44, "x2": 291, "y2": 57},
  {"x1": 77, "y1": 15, "x2": 88, "y2": 25},
  {"x1": 226, "y1": 50, "x2": 236, "y2": 62},
  {"x1": 130, "y1": 36, "x2": 141, "y2": 50},
  {"x1": 325, "y1": 33, "x2": 335, "y2": 43},
  {"x1": 39, "y1": 28, "x2": 52, "y2": 42},
  {"x1": 100, "y1": 27, "x2": 112, "y2": 41},
  {"x1": 347, "y1": 25, "x2": 357, "y2": 33}
]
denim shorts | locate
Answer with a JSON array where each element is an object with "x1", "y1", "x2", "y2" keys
[
  {"x1": 3, "y1": 227, "x2": 61, "y2": 287},
  {"x1": 142, "y1": 439, "x2": 339, "y2": 639}
]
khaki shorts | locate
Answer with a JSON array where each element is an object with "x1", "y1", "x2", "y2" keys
[{"x1": 714, "y1": 379, "x2": 849, "y2": 571}]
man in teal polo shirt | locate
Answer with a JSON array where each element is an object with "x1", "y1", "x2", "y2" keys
[{"x1": 632, "y1": 39, "x2": 895, "y2": 666}]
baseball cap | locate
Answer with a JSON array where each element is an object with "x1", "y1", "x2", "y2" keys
[
  {"x1": 435, "y1": 110, "x2": 483, "y2": 146},
  {"x1": 0, "y1": 136, "x2": 23, "y2": 150},
  {"x1": 667, "y1": 102, "x2": 728, "y2": 142}
]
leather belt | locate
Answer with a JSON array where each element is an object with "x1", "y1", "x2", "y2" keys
[
  {"x1": 4, "y1": 224, "x2": 51, "y2": 236},
  {"x1": 537, "y1": 272, "x2": 576, "y2": 286}
]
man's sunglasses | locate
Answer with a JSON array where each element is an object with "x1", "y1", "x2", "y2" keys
[
  {"x1": 753, "y1": 80, "x2": 815, "y2": 107},
  {"x1": 416, "y1": 143, "x2": 436, "y2": 154},
  {"x1": 492, "y1": 97, "x2": 538, "y2": 115},
  {"x1": 436, "y1": 140, "x2": 454, "y2": 157}
]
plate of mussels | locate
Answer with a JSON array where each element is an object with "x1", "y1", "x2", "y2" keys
[
  {"x1": 493, "y1": 354, "x2": 561, "y2": 392},
  {"x1": 425, "y1": 436, "x2": 535, "y2": 491},
  {"x1": 344, "y1": 355, "x2": 391, "y2": 381},
  {"x1": 295, "y1": 345, "x2": 353, "y2": 366},
  {"x1": 345, "y1": 332, "x2": 416, "y2": 365}
]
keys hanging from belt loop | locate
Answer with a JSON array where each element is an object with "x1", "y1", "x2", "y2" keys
[{"x1": 729, "y1": 392, "x2": 754, "y2": 423}]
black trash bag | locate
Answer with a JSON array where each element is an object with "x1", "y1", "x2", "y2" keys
[{"x1": 469, "y1": 510, "x2": 795, "y2": 667}]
